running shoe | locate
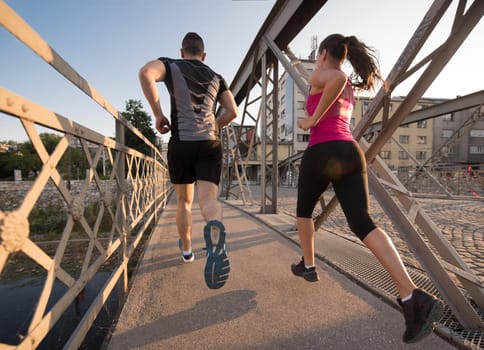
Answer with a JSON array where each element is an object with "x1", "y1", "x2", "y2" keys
[
  {"x1": 291, "y1": 257, "x2": 320, "y2": 282},
  {"x1": 203, "y1": 220, "x2": 230, "y2": 289},
  {"x1": 398, "y1": 289, "x2": 444, "y2": 343},
  {"x1": 178, "y1": 239, "x2": 194, "y2": 263}
]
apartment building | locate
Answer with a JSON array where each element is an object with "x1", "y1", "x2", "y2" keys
[
  {"x1": 352, "y1": 96, "x2": 443, "y2": 175},
  {"x1": 432, "y1": 104, "x2": 484, "y2": 166}
]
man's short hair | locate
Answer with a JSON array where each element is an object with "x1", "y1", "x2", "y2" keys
[{"x1": 182, "y1": 32, "x2": 204, "y2": 56}]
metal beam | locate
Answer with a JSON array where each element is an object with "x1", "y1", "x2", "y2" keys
[{"x1": 230, "y1": 0, "x2": 327, "y2": 105}]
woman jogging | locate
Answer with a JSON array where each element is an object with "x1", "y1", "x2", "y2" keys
[{"x1": 291, "y1": 33, "x2": 443, "y2": 344}]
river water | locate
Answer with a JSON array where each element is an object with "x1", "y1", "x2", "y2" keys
[{"x1": 0, "y1": 272, "x2": 121, "y2": 349}]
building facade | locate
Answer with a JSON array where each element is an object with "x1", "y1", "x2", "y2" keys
[{"x1": 432, "y1": 104, "x2": 484, "y2": 166}]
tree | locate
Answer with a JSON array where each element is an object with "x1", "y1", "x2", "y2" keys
[
  {"x1": 120, "y1": 99, "x2": 158, "y2": 156},
  {"x1": 39, "y1": 132, "x2": 62, "y2": 154},
  {"x1": 0, "y1": 139, "x2": 44, "y2": 179},
  {"x1": 0, "y1": 133, "x2": 93, "y2": 180}
]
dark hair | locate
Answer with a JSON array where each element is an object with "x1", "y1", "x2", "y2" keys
[
  {"x1": 318, "y1": 34, "x2": 383, "y2": 91},
  {"x1": 182, "y1": 32, "x2": 204, "y2": 56}
]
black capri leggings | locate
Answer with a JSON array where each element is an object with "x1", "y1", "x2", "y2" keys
[{"x1": 296, "y1": 140, "x2": 377, "y2": 241}]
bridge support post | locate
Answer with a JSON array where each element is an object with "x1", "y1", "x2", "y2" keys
[{"x1": 116, "y1": 119, "x2": 128, "y2": 294}]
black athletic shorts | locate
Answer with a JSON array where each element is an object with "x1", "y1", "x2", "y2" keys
[
  {"x1": 167, "y1": 139, "x2": 222, "y2": 185},
  {"x1": 296, "y1": 140, "x2": 377, "y2": 241}
]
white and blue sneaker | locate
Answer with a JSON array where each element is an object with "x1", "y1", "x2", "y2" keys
[
  {"x1": 178, "y1": 239, "x2": 194, "y2": 263},
  {"x1": 203, "y1": 220, "x2": 230, "y2": 289}
]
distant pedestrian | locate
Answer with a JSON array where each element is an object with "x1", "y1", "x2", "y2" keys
[
  {"x1": 292, "y1": 33, "x2": 443, "y2": 343},
  {"x1": 139, "y1": 32, "x2": 238, "y2": 289}
]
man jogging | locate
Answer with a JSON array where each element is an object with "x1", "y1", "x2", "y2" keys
[{"x1": 139, "y1": 32, "x2": 237, "y2": 289}]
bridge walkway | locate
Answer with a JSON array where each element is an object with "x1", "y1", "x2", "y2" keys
[{"x1": 107, "y1": 196, "x2": 454, "y2": 349}]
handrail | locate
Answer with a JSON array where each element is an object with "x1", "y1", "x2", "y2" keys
[{"x1": 0, "y1": 1, "x2": 171, "y2": 349}]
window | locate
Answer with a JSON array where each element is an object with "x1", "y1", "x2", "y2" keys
[
  {"x1": 441, "y1": 130, "x2": 453, "y2": 138},
  {"x1": 417, "y1": 120, "x2": 427, "y2": 128},
  {"x1": 442, "y1": 113, "x2": 454, "y2": 122},
  {"x1": 399, "y1": 135, "x2": 410, "y2": 144},
  {"x1": 297, "y1": 134, "x2": 309, "y2": 142},
  {"x1": 417, "y1": 136, "x2": 427, "y2": 144},
  {"x1": 469, "y1": 145, "x2": 484, "y2": 154},
  {"x1": 441, "y1": 145, "x2": 456, "y2": 157},
  {"x1": 416, "y1": 151, "x2": 426, "y2": 160},
  {"x1": 470, "y1": 129, "x2": 484, "y2": 138},
  {"x1": 380, "y1": 151, "x2": 391, "y2": 159},
  {"x1": 399, "y1": 151, "x2": 409, "y2": 160}
]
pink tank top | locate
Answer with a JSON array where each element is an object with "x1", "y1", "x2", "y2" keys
[{"x1": 306, "y1": 79, "x2": 355, "y2": 147}]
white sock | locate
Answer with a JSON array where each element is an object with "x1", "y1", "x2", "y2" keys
[
  {"x1": 182, "y1": 250, "x2": 192, "y2": 255},
  {"x1": 401, "y1": 293, "x2": 413, "y2": 302},
  {"x1": 305, "y1": 264, "x2": 315, "y2": 269}
]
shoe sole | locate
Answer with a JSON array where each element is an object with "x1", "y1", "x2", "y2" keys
[
  {"x1": 291, "y1": 265, "x2": 320, "y2": 282},
  {"x1": 303, "y1": 274, "x2": 320, "y2": 282},
  {"x1": 405, "y1": 300, "x2": 444, "y2": 343},
  {"x1": 182, "y1": 255, "x2": 195, "y2": 263},
  {"x1": 204, "y1": 221, "x2": 230, "y2": 289}
]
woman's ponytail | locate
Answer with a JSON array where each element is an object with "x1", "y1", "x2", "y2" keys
[{"x1": 344, "y1": 35, "x2": 382, "y2": 91}]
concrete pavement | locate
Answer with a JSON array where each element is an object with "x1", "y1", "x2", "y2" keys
[{"x1": 107, "y1": 197, "x2": 455, "y2": 350}]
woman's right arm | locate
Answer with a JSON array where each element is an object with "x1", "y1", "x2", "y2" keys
[{"x1": 299, "y1": 70, "x2": 346, "y2": 130}]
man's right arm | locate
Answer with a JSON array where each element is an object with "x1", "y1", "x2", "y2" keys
[
  {"x1": 216, "y1": 90, "x2": 238, "y2": 129},
  {"x1": 138, "y1": 60, "x2": 170, "y2": 134}
]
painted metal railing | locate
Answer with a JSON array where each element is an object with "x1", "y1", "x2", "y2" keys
[{"x1": 0, "y1": 1, "x2": 171, "y2": 349}]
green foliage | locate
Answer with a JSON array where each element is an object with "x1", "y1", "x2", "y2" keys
[
  {"x1": 59, "y1": 146, "x2": 90, "y2": 180},
  {"x1": 29, "y1": 205, "x2": 68, "y2": 238},
  {"x1": 120, "y1": 99, "x2": 158, "y2": 156},
  {"x1": 0, "y1": 132, "x2": 111, "y2": 180},
  {"x1": 39, "y1": 133, "x2": 62, "y2": 153},
  {"x1": 0, "y1": 133, "x2": 62, "y2": 179},
  {"x1": 29, "y1": 202, "x2": 114, "y2": 239},
  {"x1": 0, "y1": 141, "x2": 41, "y2": 179}
]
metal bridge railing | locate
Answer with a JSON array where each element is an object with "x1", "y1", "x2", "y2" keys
[{"x1": 0, "y1": 1, "x2": 171, "y2": 349}]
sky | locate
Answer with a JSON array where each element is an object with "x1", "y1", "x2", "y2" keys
[{"x1": 1, "y1": 0, "x2": 483, "y2": 143}]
